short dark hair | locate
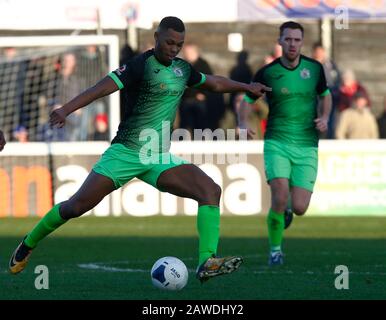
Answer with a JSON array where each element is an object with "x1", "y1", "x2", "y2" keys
[
  {"x1": 312, "y1": 42, "x2": 323, "y2": 50},
  {"x1": 158, "y1": 16, "x2": 185, "y2": 33},
  {"x1": 279, "y1": 21, "x2": 304, "y2": 37},
  {"x1": 353, "y1": 91, "x2": 366, "y2": 101}
]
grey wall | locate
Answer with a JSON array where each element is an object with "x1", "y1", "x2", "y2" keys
[
  {"x1": 139, "y1": 21, "x2": 386, "y2": 115},
  {"x1": 1, "y1": 20, "x2": 385, "y2": 114}
]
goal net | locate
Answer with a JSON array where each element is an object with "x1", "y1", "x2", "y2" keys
[
  {"x1": 0, "y1": 35, "x2": 119, "y2": 217},
  {"x1": 0, "y1": 35, "x2": 119, "y2": 143}
]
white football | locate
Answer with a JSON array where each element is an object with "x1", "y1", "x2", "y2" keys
[{"x1": 151, "y1": 256, "x2": 189, "y2": 291}]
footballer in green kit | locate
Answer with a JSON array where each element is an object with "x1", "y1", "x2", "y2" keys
[
  {"x1": 238, "y1": 21, "x2": 332, "y2": 265},
  {"x1": 9, "y1": 17, "x2": 271, "y2": 282}
]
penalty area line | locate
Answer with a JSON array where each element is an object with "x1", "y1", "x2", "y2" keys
[
  {"x1": 78, "y1": 263, "x2": 147, "y2": 273},
  {"x1": 77, "y1": 262, "x2": 197, "y2": 273}
]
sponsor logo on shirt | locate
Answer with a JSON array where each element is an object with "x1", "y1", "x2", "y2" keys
[
  {"x1": 159, "y1": 83, "x2": 181, "y2": 96},
  {"x1": 173, "y1": 67, "x2": 183, "y2": 77},
  {"x1": 154, "y1": 69, "x2": 160, "y2": 74},
  {"x1": 281, "y1": 87, "x2": 290, "y2": 94},
  {"x1": 300, "y1": 68, "x2": 311, "y2": 79}
]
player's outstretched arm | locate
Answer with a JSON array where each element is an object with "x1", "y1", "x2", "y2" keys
[
  {"x1": 0, "y1": 130, "x2": 6, "y2": 151},
  {"x1": 50, "y1": 76, "x2": 119, "y2": 128},
  {"x1": 200, "y1": 74, "x2": 271, "y2": 97}
]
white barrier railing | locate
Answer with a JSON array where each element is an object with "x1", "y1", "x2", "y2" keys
[{"x1": 1, "y1": 140, "x2": 386, "y2": 217}]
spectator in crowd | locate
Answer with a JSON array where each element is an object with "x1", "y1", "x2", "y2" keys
[
  {"x1": 245, "y1": 44, "x2": 283, "y2": 139},
  {"x1": 140, "y1": 42, "x2": 154, "y2": 53},
  {"x1": 0, "y1": 129, "x2": 6, "y2": 151},
  {"x1": 0, "y1": 47, "x2": 27, "y2": 141},
  {"x1": 377, "y1": 96, "x2": 386, "y2": 139},
  {"x1": 54, "y1": 53, "x2": 86, "y2": 141},
  {"x1": 120, "y1": 44, "x2": 137, "y2": 65},
  {"x1": 338, "y1": 69, "x2": 371, "y2": 113},
  {"x1": 264, "y1": 43, "x2": 282, "y2": 65},
  {"x1": 335, "y1": 92, "x2": 378, "y2": 139},
  {"x1": 81, "y1": 45, "x2": 106, "y2": 83},
  {"x1": 229, "y1": 51, "x2": 253, "y2": 114},
  {"x1": 90, "y1": 113, "x2": 109, "y2": 141},
  {"x1": 312, "y1": 42, "x2": 341, "y2": 139},
  {"x1": 35, "y1": 97, "x2": 65, "y2": 141},
  {"x1": 12, "y1": 125, "x2": 28, "y2": 142},
  {"x1": 79, "y1": 46, "x2": 110, "y2": 141},
  {"x1": 179, "y1": 43, "x2": 211, "y2": 132},
  {"x1": 180, "y1": 43, "x2": 225, "y2": 132},
  {"x1": 75, "y1": 47, "x2": 106, "y2": 141},
  {"x1": 23, "y1": 55, "x2": 49, "y2": 140}
]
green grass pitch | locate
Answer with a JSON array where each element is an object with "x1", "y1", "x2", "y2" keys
[{"x1": 1, "y1": 216, "x2": 385, "y2": 300}]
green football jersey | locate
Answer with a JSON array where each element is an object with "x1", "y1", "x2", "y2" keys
[
  {"x1": 108, "y1": 49, "x2": 205, "y2": 153},
  {"x1": 245, "y1": 55, "x2": 330, "y2": 147}
]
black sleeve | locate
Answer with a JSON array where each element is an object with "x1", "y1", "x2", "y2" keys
[
  {"x1": 316, "y1": 63, "x2": 329, "y2": 95},
  {"x1": 245, "y1": 68, "x2": 265, "y2": 101},
  {"x1": 109, "y1": 54, "x2": 145, "y2": 90},
  {"x1": 187, "y1": 64, "x2": 204, "y2": 88}
]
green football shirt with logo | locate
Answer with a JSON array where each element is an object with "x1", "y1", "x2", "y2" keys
[
  {"x1": 108, "y1": 49, "x2": 205, "y2": 153},
  {"x1": 245, "y1": 55, "x2": 330, "y2": 147}
]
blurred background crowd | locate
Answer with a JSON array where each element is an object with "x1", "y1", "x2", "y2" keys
[{"x1": 1, "y1": 1, "x2": 385, "y2": 143}]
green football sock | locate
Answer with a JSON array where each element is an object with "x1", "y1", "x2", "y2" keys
[
  {"x1": 24, "y1": 204, "x2": 67, "y2": 249},
  {"x1": 197, "y1": 205, "x2": 220, "y2": 266},
  {"x1": 267, "y1": 208, "x2": 285, "y2": 252}
]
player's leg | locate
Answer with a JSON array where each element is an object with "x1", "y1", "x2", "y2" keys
[
  {"x1": 8, "y1": 143, "x2": 138, "y2": 275},
  {"x1": 291, "y1": 187, "x2": 313, "y2": 216},
  {"x1": 284, "y1": 198, "x2": 294, "y2": 229},
  {"x1": 264, "y1": 140, "x2": 292, "y2": 265},
  {"x1": 156, "y1": 163, "x2": 221, "y2": 205},
  {"x1": 289, "y1": 145, "x2": 318, "y2": 216},
  {"x1": 156, "y1": 163, "x2": 221, "y2": 267},
  {"x1": 9, "y1": 171, "x2": 116, "y2": 274},
  {"x1": 139, "y1": 159, "x2": 242, "y2": 282},
  {"x1": 158, "y1": 164, "x2": 243, "y2": 281},
  {"x1": 267, "y1": 178, "x2": 289, "y2": 265},
  {"x1": 27, "y1": 171, "x2": 115, "y2": 246},
  {"x1": 283, "y1": 189, "x2": 309, "y2": 231}
]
